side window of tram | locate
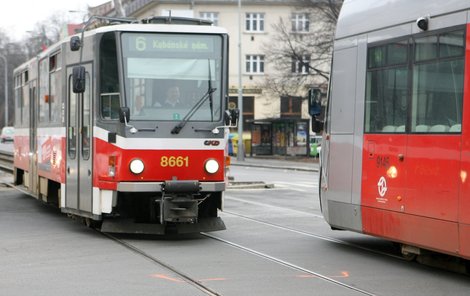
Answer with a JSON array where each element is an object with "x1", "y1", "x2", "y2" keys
[
  {"x1": 365, "y1": 41, "x2": 409, "y2": 133},
  {"x1": 82, "y1": 73, "x2": 91, "y2": 160},
  {"x1": 68, "y1": 75, "x2": 77, "y2": 159},
  {"x1": 411, "y1": 30, "x2": 464, "y2": 133},
  {"x1": 39, "y1": 58, "x2": 49, "y2": 123}
]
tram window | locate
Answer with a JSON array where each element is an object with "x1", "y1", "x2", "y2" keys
[
  {"x1": 68, "y1": 75, "x2": 77, "y2": 159},
  {"x1": 39, "y1": 58, "x2": 49, "y2": 123},
  {"x1": 82, "y1": 73, "x2": 91, "y2": 160},
  {"x1": 415, "y1": 35, "x2": 438, "y2": 62},
  {"x1": 14, "y1": 76, "x2": 22, "y2": 126},
  {"x1": 50, "y1": 53, "x2": 62, "y2": 123},
  {"x1": 368, "y1": 46, "x2": 386, "y2": 68},
  {"x1": 101, "y1": 94, "x2": 120, "y2": 120},
  {"x1": 440, "y1": 30, "x2": 465, "y2": 58},
  {"x1": 411, "y1": 59, "x2": 464, "y2": 133},
  {"x1": 365, "y1": 67, "x2": 408, "y2": 133},
  {"x1": 387, "y1": 41, "x2": 408, "y2": 65}
]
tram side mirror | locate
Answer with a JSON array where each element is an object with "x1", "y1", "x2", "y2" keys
[
  {"x1": 224, "y1": 110, "x2": 231, "y2": 126},
  {"x1": 308, "y1": 88, "x2": 322, "y2": 117},
  {"x1": 70, "y1": 36, "x2": 81, "y2": 51},
  {"x1": 230, "y1": 108, "x2": 239, "y2": 126},
  {"x1": 311, "y1": 119, "x2": 324, "y2": 133},
  {"x1": 119, "y1": 107, "x2": 130, "y2": 123},
  {"x1": 224, "y1": 109, "x2": 239, "y2": 126},
  {"x1": 72, "y1": 66, "x2": 86, "y2": 93}
]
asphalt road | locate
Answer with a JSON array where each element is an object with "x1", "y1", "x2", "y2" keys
[{"x1": 1, "y1": 166, "x2": 470, "y2": 295}]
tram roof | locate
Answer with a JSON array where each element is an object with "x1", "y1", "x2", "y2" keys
[
  {"x1": 92, "y1": 23, "x2": 228, "y2": 35},
  {"x1": 336, "y1": 0, "x2": 470, "y2": 39}
]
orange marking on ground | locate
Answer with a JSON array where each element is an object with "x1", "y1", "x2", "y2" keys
[{"x1": 150, "y1": 274, "x2": 184, "y2": 283}]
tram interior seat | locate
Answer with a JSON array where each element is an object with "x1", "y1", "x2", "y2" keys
[
  {"x1": 396, "y1": 125, "x2": 405, "y2": 132},
  {"x1": 415, "y1": 125, "x2": 429, "y2": 133},
  {"x1": 382, "y1": 125, "x2": 396, "y2": 132},
  {"x1": 449, "y1": 124, "x2": 461, "y2": 133},
  {"x1": 429, "y1": 124, "x2": 449, "y2": 133}
]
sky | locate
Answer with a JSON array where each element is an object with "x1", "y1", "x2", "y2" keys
[{"x1": 0, "y1": 0, "x2": 109, "y2": 41}]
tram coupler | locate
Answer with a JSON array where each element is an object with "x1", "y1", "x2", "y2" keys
[{"x1": 160, "y1": 180, "x2": 201, "y2": 224}]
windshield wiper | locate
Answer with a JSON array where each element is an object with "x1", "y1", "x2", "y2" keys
[
  {"x1": 171, "y1": 87, "x2": 217, "y2": 134},
  {"x1": 171, "y1": 60, "x2": 216, "y2": 134}
]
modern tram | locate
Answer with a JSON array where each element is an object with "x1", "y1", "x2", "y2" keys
[
  {"x1": 318, "y1": 0, "x2": 470, "y2": 259},
  {"x1": 13, "y1": 16, "x2": 238, "y2": 234}
]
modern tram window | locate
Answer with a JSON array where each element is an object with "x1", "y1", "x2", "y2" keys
[
  {"x1": 365, "y1": 28, "x2": 465, "y2": 134},
  {"x1": 411, "y1": 29, "x2": 465, "y2": 133},
  {"x1": 14, "y1": 74, "x2": 23, "y2": 126},
  {"x1": 365, "y1": 41, "x2": 409, "y2": 133}
]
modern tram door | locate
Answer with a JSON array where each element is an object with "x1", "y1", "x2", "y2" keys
[{"x1": 65, "y1": 64, "x2": 93, "y2": 214}]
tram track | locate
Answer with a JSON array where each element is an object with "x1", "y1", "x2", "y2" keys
[
  {"x1": 100, "y1": 231, "x2": 222, "y2": 296},
  {"x1": 201, "y1": 232, "x2": 377, "y2": 296},
  {"x1": 101, "y1": 226, "x2": 377, "y2": 296},
  {"x1": 222, "y1": 209, "x2": 405, "y2": 261}
]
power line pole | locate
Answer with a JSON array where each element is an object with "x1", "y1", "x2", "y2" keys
[{"x1": 237, "y1": 0, "x2": 245, "y2": 161}]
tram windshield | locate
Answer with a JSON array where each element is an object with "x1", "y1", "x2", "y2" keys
[{"x1": 121, "y1": 33, "x2": 223, "y2": 121}]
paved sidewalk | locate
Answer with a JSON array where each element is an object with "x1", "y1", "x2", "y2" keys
[{"x1": 230, "y1": 156, "x2": 319, "y2": 172}]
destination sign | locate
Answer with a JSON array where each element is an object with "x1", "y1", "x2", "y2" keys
[{"x1": 124, "y1": 33, "x2": 217, "y2": 53}]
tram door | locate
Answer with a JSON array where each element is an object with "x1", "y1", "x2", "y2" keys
[
  {"x1": 65, "y1": 64, "x2": 93, "y2": 213},
  {"x1": 29, "y1": 80, "x2": 38, "y2": 196}
]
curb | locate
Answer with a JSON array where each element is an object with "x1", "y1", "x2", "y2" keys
[
  {"x1": 230, "y1": 162, "x2": 318, "y2": 172},
  {"x1": 227, "y1": 181, "x2": 275, "y2": 189}
]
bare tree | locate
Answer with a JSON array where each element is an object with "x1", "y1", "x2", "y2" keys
[
  {"x1": 113, "y1": 0, "x2": 126, "y2": 17},
  {"x1": 262, "y1": 0, "x2": 343, "y2": 97},
  {"x1": 24, "y1": 11, "x2": 69, "y2": 57},
  {"x1": 0, "y1": 30, "x2": 27, "y2": 126}
]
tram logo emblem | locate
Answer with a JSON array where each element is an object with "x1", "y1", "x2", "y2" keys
[{"x1": 377, "y1": 176, "x2": 387, "y2": 197}]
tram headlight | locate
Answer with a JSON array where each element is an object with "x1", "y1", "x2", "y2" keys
[
  {"x1": 129, "y1": 159, "x2": 145, "y2": 175},
  {"x1": 204, "y1": 159, "x2": 219, "y2": 174}
]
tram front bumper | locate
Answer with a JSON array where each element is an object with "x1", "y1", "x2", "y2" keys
[{"x1": 116, "y1": 181, "x2": 225, "y2": 192}]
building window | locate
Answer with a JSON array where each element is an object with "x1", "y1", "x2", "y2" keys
[
  {"x1": 200, "y1": 12, "x2": 219, "y2": 26},
  {"x1": 246, "y1": 13, "x2": 264, "y2": 32},
  {"x1": 292, "y1": 55, "x2": 310, "y2": 74},
  {"x1": 246, "y1": 55, "x2": 265, "y2": 74},
  {"x1": 292, "y1": 13, "x2": 309, "y2": 32},
  {"x1": 281, "y1": 96, "x2": 302, "y2": 118}
]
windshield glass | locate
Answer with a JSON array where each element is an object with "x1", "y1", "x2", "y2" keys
[{"x1": 121, "y1": 32, "x2": 223, "y2": 121}]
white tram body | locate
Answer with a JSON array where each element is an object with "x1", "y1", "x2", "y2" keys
[
  {"x1": 321, "y1": 0, "x2": 470, "y2": 258},
  {"x1": 13, "y1": 17, "x2": 236, "y2": 234}
]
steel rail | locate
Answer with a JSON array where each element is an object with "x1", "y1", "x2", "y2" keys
[
  {"x1": 222, "y1": 210, "x2": 405, "y2": 261},
  {"x1": 201, "y1": 232, "x2": 377, "y2": 296},
  {"x1": 101, "y1": 232, "x2": 222, "y2": 296}
]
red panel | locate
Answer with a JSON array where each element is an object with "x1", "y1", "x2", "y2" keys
[
  {"x1": 406, "y1": 135, "x2": 460, "y2": 221},
  {"x1": 13, "y1": 134, "x2": 30, "y2": 171},
  {"x1": 36, "y1": 136, "x2": 66, "y2": 184},
  {"x1": 363, "y1": 206, "x2": 459, "y2": 256},
  {"x1": 458, "y1": 224, "x2": 470, "y2": 259},
  {"x1": 93, "y1": 138, "x2": 226, "y2": 190},
  {"x1": 458, "y1": 24, "x2": 470, "y2": 256}
]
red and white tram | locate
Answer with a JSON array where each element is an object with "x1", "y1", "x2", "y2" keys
[
  {"x1": 319, "y1": 0, "x2": 470, "y2": 259},
  {"x1": 13, "y1": 16, "x2": 238, "y2": 234}
]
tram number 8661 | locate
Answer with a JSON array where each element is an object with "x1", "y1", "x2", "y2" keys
[{"x1": 160, "y1": 156, "x2": 190, "y2": 168}]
